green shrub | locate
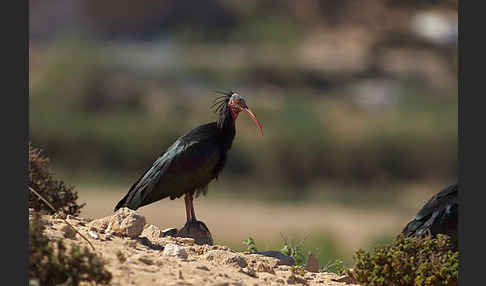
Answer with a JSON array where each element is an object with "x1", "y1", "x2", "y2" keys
[
  {"x1": 29, "y1": 213, "x2": 112, "y2": 286},
  {"x1": 28, "y1": 142, "x2": 85, "y2": 216},
  {"x1": 322, "y1": 258, "x2": 346, "y2": 275},
  {"x1": 279, "y1": 234, "x2": 309, "y2": 267},
  {"x1": 243, "y1": 237, "x2": 258, "y2": 253},
  {"x1": 349, "y1": 234, "x2": 458, "y2": 286}
]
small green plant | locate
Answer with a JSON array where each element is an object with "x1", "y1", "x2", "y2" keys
[
  {"x1": 29, "y1": 142, "x2": 85, "y2": 216},
  {"x1": 243, "y1": 237, "x2": 258, "y2": 253},
  {"x1": 29, "y1": 212, "x2": 112, "y2": 286},
  {"x1": 349, "y1": 234, "x2": 458, "y2": 286},
  {"x1": 322, "y1": 258, "x2": 346, "y2": 275},
  {"x1": 279, "y1": 233, "x2": 309, "y2": 266}
]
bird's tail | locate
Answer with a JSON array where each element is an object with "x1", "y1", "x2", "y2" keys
[
  {"x1": 401, "y1": 219, "x2": 425, "y2": 237},
  {"x1": 114, "y1": 190, "x2": 140, "y2": 212},
  {"x1": 114, "y1": 192, "x2": 129, "y2": 212}
]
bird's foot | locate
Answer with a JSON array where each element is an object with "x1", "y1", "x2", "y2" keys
[{"x1": 176, "y1": 219, "x2": 213, "y2": 246}]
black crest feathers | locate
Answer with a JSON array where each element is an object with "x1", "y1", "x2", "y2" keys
[{"x1": 210, "y1": 90, "x2": 235, "y2": 130}]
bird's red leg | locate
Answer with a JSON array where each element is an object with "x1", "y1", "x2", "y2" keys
[
  {"x1": 189, "y1": 193, "x2": 196, "y2": 221},
  {"x1": 184, "y1": 193, "x2": 192, "y2": 222}
]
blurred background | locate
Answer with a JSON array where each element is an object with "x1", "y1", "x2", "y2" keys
[{"x1": 29, "y1": 0, "x2": 458, "y2": 266}]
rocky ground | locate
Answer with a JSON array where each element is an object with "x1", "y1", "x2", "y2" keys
[
  {"x1": 78, "y1": 189, "x2": 420, "y2": 254},
  {"x1": 33, "y1": 208, "x2": 361, "y2": 286}
]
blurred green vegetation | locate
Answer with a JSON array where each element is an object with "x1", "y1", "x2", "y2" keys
[
  {"x1": 30, "y1": 0, "x2": 457, "y2": 206},
  {"x1": 30, "y1": 39, "x2": 457, "y2": 195}
]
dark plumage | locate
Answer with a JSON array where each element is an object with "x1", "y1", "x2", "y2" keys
[
  {"x1": 114, "y1": 91, "x2": 262, "y2": 223},
  {"x1": 401, "y1": 183, "x2": 458, "y2": 245}
]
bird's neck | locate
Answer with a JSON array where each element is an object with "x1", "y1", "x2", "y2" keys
[
  {"x1": 217, "y1": 109, "x2": 237, "y2": 150},
  {"x1": 229, "y1": 105, "x2": 240, "y2": 123}
]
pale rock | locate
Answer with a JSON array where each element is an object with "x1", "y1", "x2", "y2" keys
[
  {"x1": 163, "y1": 243, "x2": 188, "y2": 259},
  {"x1": 88, "y1": 216, "x2": 111, "y2": 233},
  {"x1": 203, "y1": 250, "x2": 248, "y2": 268},
  {"x1": 88, "y1": 231, "x2": 100, "y2": 240},
  {"x1": 107, "y1": 207, "x2": 146, "y2": 238},
  {"x1": 141, "y1": 224, "x2": 162, "y2": 241}
]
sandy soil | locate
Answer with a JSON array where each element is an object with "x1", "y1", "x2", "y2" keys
[
  {"x1": 38, "y1": 212, "x2": 362, "y2": 286},
  {"x1": 77, "y1": 187, "x2": 413, "y2": 254}
]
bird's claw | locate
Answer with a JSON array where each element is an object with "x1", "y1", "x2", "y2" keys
[{"x1": 176, "y1": 219, "x2": 213, "y2": 246}]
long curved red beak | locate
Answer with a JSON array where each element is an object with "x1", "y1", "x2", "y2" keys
[{"x1": 243, "y1": 108, "x2": 263, "y2": 136}]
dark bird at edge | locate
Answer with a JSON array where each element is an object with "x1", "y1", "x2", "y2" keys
[
  {"x1": 114, "y1": 91, "x2": 263, "y2": 230},
  {"x1": 401, "y1": 183, "x2": 458, "y2": 247}
]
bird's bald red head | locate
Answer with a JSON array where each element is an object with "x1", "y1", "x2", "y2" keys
[{"x1": 228, "y1": 92, "x2": 263, "y2": 136}]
